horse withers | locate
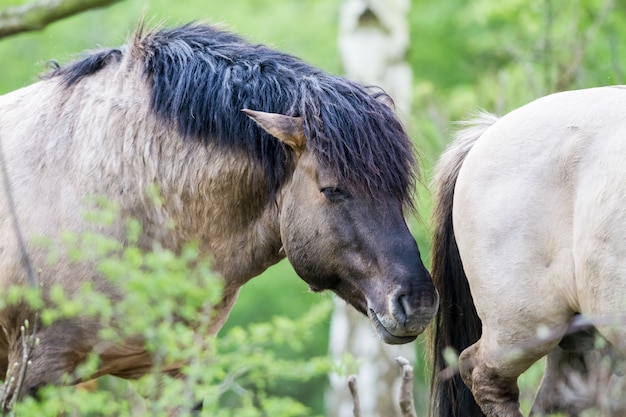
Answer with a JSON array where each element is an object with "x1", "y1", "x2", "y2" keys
[
  {"x1": 0, "y1": 23, "x2": 437, "y2": 405},
  {"x1": 430, "y1": 86, "x2": 626, "y2": 417}
]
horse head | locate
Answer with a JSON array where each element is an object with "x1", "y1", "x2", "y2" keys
[{"x1": 243, "y1": 109, "x2": 438, "y2": 344}]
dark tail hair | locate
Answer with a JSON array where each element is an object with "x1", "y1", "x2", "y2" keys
[{"x1": 428, "y1": 113, "x2": 499, "y2": 417}]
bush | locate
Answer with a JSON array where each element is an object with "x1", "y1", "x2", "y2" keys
[{"x1": 1, "y1": 203, "x2": 333, "y2": 417}]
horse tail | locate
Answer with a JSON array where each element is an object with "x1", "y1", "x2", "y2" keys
[{"x1": 428, "y1": 112, "x2": 499, "y2": 417}]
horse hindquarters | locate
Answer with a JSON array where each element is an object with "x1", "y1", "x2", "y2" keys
[{"x1": 448, "y1": 92, "x2": 617, "y2": 416}]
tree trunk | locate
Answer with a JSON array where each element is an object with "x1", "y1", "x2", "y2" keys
[{"x1": 337, "y1": 0, "x2": 412, "y2": 117}]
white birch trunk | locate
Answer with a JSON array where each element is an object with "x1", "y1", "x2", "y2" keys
[{"x1": 338, "y1": 0, "x2": 412, "y2": 118}]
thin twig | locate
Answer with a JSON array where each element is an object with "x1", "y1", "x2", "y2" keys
[
  {"x1": 1, "y1": 363, "x2": 18, "y2": 414},
  {"x1": 0, "y1": 318, "x2": 38, "y2": 416},
  {"x1": 7, "y1": 320, "x2": 38, "y2": 412},
  {"x1": 395, "y1": 356, "x2": 417, "y2": 417},
  {"x1": 347, "y1": 375, "x2": 361, "y2": 417}
]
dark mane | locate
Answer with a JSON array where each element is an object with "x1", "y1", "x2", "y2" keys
[{"x1": 45, "y1": 23, "x2": 418, "y2": 207}]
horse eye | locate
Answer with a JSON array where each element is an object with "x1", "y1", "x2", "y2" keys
[{"x1": 320, "y1": 187, "x2": 349, "y2": 202}]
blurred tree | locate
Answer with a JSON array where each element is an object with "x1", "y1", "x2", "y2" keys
[
  {"x1": 337, "y1": 0, "x2": 412, "y2": 116},
  {"x1": 0, "y1": 0, "x2": 124, "y2": 38}
]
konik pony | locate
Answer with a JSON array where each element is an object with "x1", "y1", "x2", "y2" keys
[
  {"x1": 430, "y1": 86, "x2": 626, "y2": 417},
  {"x1": 0, "y1": 23, "x2": 438, "y2": 404}
]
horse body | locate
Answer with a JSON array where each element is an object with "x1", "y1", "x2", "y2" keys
[
  {"x1": 0, "y1": 38, "x2": 282, "y2": 391},
  {"x1": 0, "y1": 24, "x2": 437, "y2": 403},
  {"x1": 431, "y1": 86, "x2": 626, "y2": 417}
]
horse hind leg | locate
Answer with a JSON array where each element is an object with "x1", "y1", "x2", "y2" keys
[
  {"x1": 459, "y1": 341, "x2": 523, "y2": 417},
  {"x1": 459, "y1": 325, "x2": 567, "y2": 417}
]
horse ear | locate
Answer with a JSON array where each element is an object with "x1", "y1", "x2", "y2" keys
[{"x1": 242, "y1": 109, "x2": 307, "y2": 155}]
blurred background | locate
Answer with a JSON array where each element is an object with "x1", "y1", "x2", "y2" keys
[{"x1": 0, "y1": 0, "x2": 625, "y2": 415}]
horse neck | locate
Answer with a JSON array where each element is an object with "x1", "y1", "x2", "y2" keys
[
  {"x1": 150, "y1": 142, "x2": 286, "y2": 285},
  {"x1": 48, "y1": 63, "x2": 284, "y2": 285}
]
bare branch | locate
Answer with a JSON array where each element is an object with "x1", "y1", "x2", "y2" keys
[
  {"x1": 0, "y1": 0, "x2": 124, "y2": 39},
  {"x1": 8, "y1": 320, "x2": 38, "y2": 411},
  {"x1": 395, "y1": 356, "x2": 417, "y2": 417},
  {"x1": 1, "y1": 318, "x2": 39, "y2": 416},
  {"x1": 347, "y1": 375, "x2": 362, "y2": 417}
]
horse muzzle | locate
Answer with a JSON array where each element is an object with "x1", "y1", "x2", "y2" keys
[{"x1": 367, "y1": 289, "x2": 440, "y2": 345}]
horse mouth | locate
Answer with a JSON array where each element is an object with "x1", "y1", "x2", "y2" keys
[{"x1": 367, "y1": 309, "x2": 418, "y2": 345}]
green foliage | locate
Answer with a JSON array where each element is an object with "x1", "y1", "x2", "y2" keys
[
  {"x1": 410, "y1": 0, "x2": 626, "y2": 120},
  {"x1": 1, "y1": 201, "x2": 333, "y2": 417}
]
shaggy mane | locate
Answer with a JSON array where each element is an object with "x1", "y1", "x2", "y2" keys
[{"x1": 45, "y1": 23, "x2": 418, "y2": 207}]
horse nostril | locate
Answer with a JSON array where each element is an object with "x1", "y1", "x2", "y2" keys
[
  {"x1": 400, "y1": 294, "x2": 413, "y2": 320},
  {"x1": 388, "y1": 290, "x2": 438, "y2": 336},
  {"x1": 393, "y1": 294, "x2": 410, "y2": 325}
]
